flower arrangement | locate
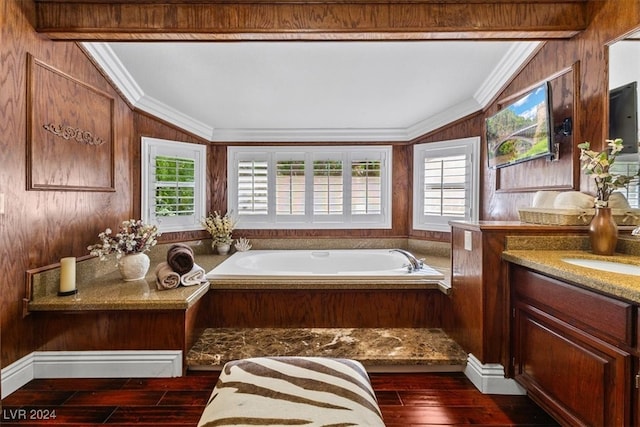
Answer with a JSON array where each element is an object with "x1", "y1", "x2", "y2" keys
[
  {"x1": 87, "y1": 219, "x2": 160, "y2": 260},
  {"x1": 578, "y1": 138, "x2": 639, "y2": 208},
  {"x1": 202, "y1": 211, "x2": 237, "y2": 244}
]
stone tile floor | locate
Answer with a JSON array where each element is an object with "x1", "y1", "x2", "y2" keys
[{"x1": 187, "y1": 327, "x2": 468, "y2": 372}]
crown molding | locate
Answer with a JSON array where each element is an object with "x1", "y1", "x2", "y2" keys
[
  {"x1": 211, "y1": 127, "x2": 409, "y2": 142},
  {"x1": 84, "y1": 41, "x2": 539, "y2": 143},
  {"x1": 136, "y1": 95, "x2": 215, "y2": 140},
  {"x1": 82, "y1": 42, "x2": 144, "y2": 105},
  {"x1": 473, "y1": 41, "x2": 541, "y2": 107}
]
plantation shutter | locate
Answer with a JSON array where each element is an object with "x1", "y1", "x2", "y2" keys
[
  {"x1": 313, "y1": 159, "x2": 343, "y2": 215},
  {"x1": 142, "y1": 137, "x2": 206, "y2": 232},
  {"x1": 237, "y1": 159, "x2": 269, "y2": 215},
  {"x1": 351, "y1": 160, "x2": 382, "y2": 215},
  {"x1": 423, "y1": 154, "x2": 468, "y2": 218},
  {"x1": 413, "y1": 137, "x2": 479, "y2": 232},
  {"x1": 227, "y1": 146, "x2": 392, "y2": 229},
  {"x1": 276, "y1": 157, "x2": 306, "y2": 216}
]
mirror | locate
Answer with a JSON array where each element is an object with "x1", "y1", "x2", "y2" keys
[{"x1": 609, "y1": 30, "x2": 640, "y2": 208}]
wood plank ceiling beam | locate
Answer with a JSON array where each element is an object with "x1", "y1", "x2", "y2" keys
[{"x1": 34, "y1": 0, "x2": 588, "y2": 41}]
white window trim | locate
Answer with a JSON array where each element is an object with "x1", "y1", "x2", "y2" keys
[
  {"x1": 141, "y1": 137, "x2": 207, "y2": 233},
  {"x1": 413, "y1": 137, "x2": 480, "y2": 232},
  {"x1": 228, "y1": 146, "x2": 392, "y2": 229}
]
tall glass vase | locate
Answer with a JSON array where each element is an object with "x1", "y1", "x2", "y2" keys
[{"x1": 588, "y1": 207, "x2": 618, "y2": 255}]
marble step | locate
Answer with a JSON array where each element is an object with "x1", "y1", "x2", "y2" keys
[{"x1": 186, "y1": 327, "x2": 468, "y2": 373}]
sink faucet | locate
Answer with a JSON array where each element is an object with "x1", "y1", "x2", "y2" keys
[{"x1": 390, "y1": 249, "x2": 423, "y2": 272}]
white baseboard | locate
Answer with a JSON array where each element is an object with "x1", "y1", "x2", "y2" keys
[
  {"x1": 463, "y1": 353, "x2": 526, "y2": 395},
  {"x1": 2, "y1": 350, "x2": 182, "y2": 399}
]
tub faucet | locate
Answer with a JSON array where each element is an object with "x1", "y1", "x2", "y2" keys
[{"x1": 390, "y1": 249, "x2": 423, "y2": 272}]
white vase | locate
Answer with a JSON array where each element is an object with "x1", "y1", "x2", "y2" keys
[
  {"x1": 118, "y1": 253, "x2": 151, "y2": 281},
  {"x1": 216, "y1": 243, "x2": 231, "y2": 255}
]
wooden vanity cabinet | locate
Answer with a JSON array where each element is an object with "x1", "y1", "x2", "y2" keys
[
  {"x1": 448, "y1": 221, "x2": 591, "y2": 369},
  {"x1": 510, "y1": 265, "x2": 636, "y2": 426}
]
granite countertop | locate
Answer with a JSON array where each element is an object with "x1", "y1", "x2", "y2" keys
[
  {"x1": 502, "y1": 249, "x2": 640, "y2": 304},
  {"x1": 28, "y1": 251, "x2": 225, "y2": 312}
]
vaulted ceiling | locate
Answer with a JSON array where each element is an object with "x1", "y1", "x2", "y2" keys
[{"x1": 35, "y1": 0, "x2": 589, "y2": 142}]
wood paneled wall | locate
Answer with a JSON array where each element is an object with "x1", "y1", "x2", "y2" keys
[
  {"x1": 2, "y1": 0, "x2": 640, "y2": 374},
  {"x1": 1, "y1": 0, "x2": 134, "y2": 370},
  {"x1": 413, "y1": 0, "x2": 640, "y2": 222}
]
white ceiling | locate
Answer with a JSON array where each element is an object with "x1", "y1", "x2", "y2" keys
[{"x1": 84, "y1": 41, "x2": 540, "y2": 142}]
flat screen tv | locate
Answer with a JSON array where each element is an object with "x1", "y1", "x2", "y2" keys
[
  {"x1": 486, "y1": 82, "x2": 553, "y2": 169},
  {"x1": 609, "y1": 81, "x2": 638, "y2": 154}
]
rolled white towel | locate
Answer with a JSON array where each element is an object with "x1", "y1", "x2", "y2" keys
[{"x1": 181, "y1": 263, "x2": 209, "y2": 287}]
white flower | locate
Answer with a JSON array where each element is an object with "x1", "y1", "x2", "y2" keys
[
  {"x1": 87, "y1": 220, "x2": 161, "y2": 260},
  {"x1": 578, "y1": 138, "x2": 639, "y2": 207},
  {"x1": 202, "y1": 211, "x2": 237, "y2": 244}
]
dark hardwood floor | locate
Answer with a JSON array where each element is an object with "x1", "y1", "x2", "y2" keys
[{"x1": 1, "y1": 371, "x2": 558, "y2": 426}]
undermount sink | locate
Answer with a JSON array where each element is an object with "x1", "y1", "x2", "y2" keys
[{"x1": 561, "y1": 258, "x2": 640, "y2": 276}]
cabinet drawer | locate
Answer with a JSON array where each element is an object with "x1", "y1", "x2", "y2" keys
[{"x1": 512, "y1": 266, "x2": 633, "y2": 346}]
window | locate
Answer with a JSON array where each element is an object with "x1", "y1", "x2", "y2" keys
[
  {"x1": 142, "y1": 137, "x2": 206, "y2": 232},
  {"x1": 228, "y1": 146, "x2": 392, "y2": 229},
  {"x1": 413, "y1": 137, "x2": 479, "y2": 231}
]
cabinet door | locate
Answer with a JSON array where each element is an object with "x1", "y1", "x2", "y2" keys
[{"x1": 513, "y1": 302, "x2": 631, "y2": 427}]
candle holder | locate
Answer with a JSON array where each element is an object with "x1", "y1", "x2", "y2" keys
[{"x1": 58, "y1": 289, "x2": 79, "y2": 297}]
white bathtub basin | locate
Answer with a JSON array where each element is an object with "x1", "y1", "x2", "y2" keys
[
  {"x1": 561, "y1": 258, "x2": 640, "y2": 276},
  {"x1": 206, "y1": 249, "x2": 445, "y2": 280}
]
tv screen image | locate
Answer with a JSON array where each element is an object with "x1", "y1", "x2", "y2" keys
[{"x1": 486, "y1": 82, "x2": 553, "y2": 169}]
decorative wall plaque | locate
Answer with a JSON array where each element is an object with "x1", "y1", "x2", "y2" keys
[{"x1": 27, "y1": 54, "x2": 115, "y2": 191}]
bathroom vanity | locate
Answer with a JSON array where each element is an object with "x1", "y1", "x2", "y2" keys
[
  {"x1": 450, "y1": 221, "x2": 640, "y2": 426},
  {"x1": 503, "y1": 247, "x2": 640, "y2": 426}
]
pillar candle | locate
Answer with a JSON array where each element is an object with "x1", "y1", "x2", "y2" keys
[{"x1": 59, "y1": 257, "x2": 76, "y2": 293}]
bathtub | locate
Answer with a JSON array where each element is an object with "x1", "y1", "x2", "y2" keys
[{"x1": 205, "y1": 249, "x2": 446, "y2": 288}]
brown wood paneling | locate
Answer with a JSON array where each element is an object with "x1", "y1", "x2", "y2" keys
[
  {"x1": 420, "y1": 1, "x2": 640, "y2": 221},
  {"x1": 33, "y1": 1, "x2": 586, "y2": 41},
  {"x1": 198, "y1": 289, "x2": 449, "y2": 328},
  {"x1": 449, "y1": 227, "x2": 484, "y2": 359},
  {"x1": 1, "y1": 0, "x2": 134, "y2": 369},
  {"x1": 3, "y1": 0, "x2": 640, "y2": 380},
  {"x1": 27, "y1": 55, "x2": 115, "y2": 191},
  {"x1": 33, "y1": 311, "x2": 186, "y2": 354}
]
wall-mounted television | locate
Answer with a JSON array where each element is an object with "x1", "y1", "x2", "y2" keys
[
  {"x1": 609, "y1": 81, "x2": 638, "y2": 154},
  {"x1": 486, "y1": 81, "x2": 553, "y2": 169}
]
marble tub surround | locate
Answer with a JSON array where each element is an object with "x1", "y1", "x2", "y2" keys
[{"x1": 187, "y1": 328, "x2": 467, "y2": 371}]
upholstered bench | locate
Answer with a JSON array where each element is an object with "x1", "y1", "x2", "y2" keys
[{"x1": 197, "y1": 356, "x2": 385, "y2": 426}]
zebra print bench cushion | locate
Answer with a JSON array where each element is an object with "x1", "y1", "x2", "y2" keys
[{"x1": 197, "y1": 356, "x2": 385, "y2": 427}]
